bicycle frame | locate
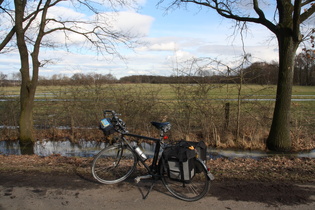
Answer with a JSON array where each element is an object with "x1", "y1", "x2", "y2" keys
[
  {"x1": 120, "y1": 132, "x2": 163, "y2": 177},
  {"x1": 93, "y1": 110, "x2": 214, "y2": 201}
]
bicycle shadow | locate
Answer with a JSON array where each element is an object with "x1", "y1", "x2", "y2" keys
[
  {"x1": 130, "y1": 178, "x2": 175, "y2": 199},
  {"x1": 208, "y1": 180, "x2": 315, "y2": 207},
  {"x1": 74, "y1": 169, "x2": 315, "y2": 206},
  {"x1": 131, "y1": 178, "x2": 315, "y2": 206}
]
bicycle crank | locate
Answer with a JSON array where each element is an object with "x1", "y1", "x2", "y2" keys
[{"x1": 134, "y1": 175, "x2": 152, "y2": 183}]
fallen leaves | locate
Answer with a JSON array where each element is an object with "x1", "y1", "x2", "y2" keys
[
  {"x1": 208, "y1": 156, "x2": 315, "y2": 182},
  {"x1": 0, "y1": 154, "x2": 93, "y2": 174},
  {"x1": 0, "y1": 154, "x2": 314, "y2": 183}
]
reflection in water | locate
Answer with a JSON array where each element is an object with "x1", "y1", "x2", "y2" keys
[
  {"x1": 0, "y1": 141, "x2": 21, "y2": 155},
  {"x1": 0, "y1": 140, "x2": 107, "y2": 157},
  {"x1": 34, "y1": 140, "x2": 108, "y2": 157},
  {"x1": 0, "y1": 140, "x2": 314, "y2": 159},
  {"x1": 208, "y1": 148, "x2": 315, "y2": 159}
]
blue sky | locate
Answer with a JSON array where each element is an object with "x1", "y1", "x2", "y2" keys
[{"x1": 0, "y1": 0, "x2": 292, "y2": 79}]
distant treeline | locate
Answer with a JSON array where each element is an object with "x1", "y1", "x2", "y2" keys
[
  {"x1": 1, "y1": 61, "x2": 314, "y2": 86},
  {"x1": 119, "y1": 62, "x2": 280, "y2": 84}
]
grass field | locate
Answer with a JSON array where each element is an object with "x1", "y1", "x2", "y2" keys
[
  {"x1": 1, "y1": 84, "x2": 314, "y2": 151},
  {"x1": 0, "y1": 83, "x2": 282, "y2": 98},
  {"x1": 1, "y1": 83, "x2": 314, "y2": 98}
]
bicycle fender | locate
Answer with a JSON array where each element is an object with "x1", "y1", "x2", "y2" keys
[
  {"x1": 196, "y1": 158, "x2": 215, "y2": 181},
  {"x1": 207, "y1": 171, "x2": 215, "y2": 181}
]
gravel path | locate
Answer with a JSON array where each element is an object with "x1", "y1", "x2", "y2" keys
[{"x1": 0, "y1": 172, "x2": 314, "y2": 210}]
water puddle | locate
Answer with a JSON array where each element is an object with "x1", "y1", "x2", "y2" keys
[
  {"x1": 0, "y1": 140, "x2": 314, "y2": 159},
  {"x1": 0, "y1": 140, "x2": 106, "y2": 157},
  {"x1": 208, "y1": 148, "x2": 315, "y2": 159}
]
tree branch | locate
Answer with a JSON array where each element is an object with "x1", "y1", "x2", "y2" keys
[
  {"x1": 0, "y1": 26, "x2": 15, "y2": 52},
  {"x1": 23, "y1": 0, "x2": 61, "y2": 32},
  {"x1": 253, "y1": 0, "x2": 266, "y2": 19},
  {"x1": 293, "y1": 0, "x2": 302, "y2": 42},
  {"x1": 179, "y1": 0, "x2": 278, "y2": 33},
  {"x1": 42, "y1": 18, "x2": 133, "y2": 58},
  {"x1": 2, "y1": 0, "x2": 139, "y2": 61},
  {"x1": 300, "y1": 1, "x2": 315, "y2": 23},
  {"x1": 301, "y1": 0, "x2": 315, "y2": 7}
]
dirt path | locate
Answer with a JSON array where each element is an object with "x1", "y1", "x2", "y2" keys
[{"x1": 0, "y1": 172, "x2": 314, "y2": 210}]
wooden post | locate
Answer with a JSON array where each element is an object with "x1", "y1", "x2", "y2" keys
[{"x1": 225, "y1": 102, "x2": 230, "y2": 129}]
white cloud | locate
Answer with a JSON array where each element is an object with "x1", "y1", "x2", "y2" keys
[
  {"x1": 137, "y1": 41, "x2": 178, "y2": 51},
  {"x1": 47, "y1": 5, "x2": 87, "y2": 20},
  {"x1": 171, "y1": 50, "x2": 195, "y2": 61},
  {"x1": 42, "y1": 8, "x2": 154, "y2": 47},
  {"x1": 82, "y1": 0, "x2": 147, "y2": 11},
  {"x1": 110, "y1": 11, "x2": 154, "y2": 36},
  {"x1": 1, "y1": 0, "x2": 304, "y2": 80}
]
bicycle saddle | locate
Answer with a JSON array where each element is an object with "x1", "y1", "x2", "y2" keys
[{"x1": 151, "y1": 122, "x2": 171, "y2": 132}]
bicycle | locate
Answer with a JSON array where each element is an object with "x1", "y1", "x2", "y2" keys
[{"x1": 91, "y1": 110, "x2": 214, "y2": 201}]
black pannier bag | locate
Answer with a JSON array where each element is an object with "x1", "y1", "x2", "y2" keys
[
  {"x1": 185, "y1": 141, "x2": 207, "y2": 173},
  {"x1": 99, "y1": 118, "x2": 116, "y2": 136},
  {"x1": 162, "y1": 141, "x2": 197, "y2": 182},
  {"x1": 186, "y1": 141, "x2": 207, "y2": 163}
]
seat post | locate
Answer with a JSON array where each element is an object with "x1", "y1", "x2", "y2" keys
[
  {"x1": 160, "y1": 130, "x2": 164, "y2": 138},
  {"x1": 151, "y1": 138, "x2": 161, "y2": 172}
]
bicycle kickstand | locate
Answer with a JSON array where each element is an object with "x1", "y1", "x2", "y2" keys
[{"x1": 134, "y1": 175, "x2": 155, "y2": 200}]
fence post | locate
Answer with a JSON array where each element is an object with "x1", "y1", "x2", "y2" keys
[{"x1": 225, "y1": 102, "x2": 230, "y2": 129}]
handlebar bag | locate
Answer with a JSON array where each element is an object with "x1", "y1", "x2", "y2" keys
[{"x1": 100, "y1": 118, "x2": 116, "y2": 136}]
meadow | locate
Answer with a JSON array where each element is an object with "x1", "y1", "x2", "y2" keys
[{"x1": 1, "y1": 83, "x2": 314, "y2": 151}]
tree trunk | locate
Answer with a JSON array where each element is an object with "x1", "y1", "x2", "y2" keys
[
  {"x1": 266, "y1": 32, "x2": 299, "y2": 152},
  {"x1": 19, "y1": 80, "x2": 36, "y2": 152},
  {"x1": 15, "y1": 0, "x2": 35, "y2": 153}
]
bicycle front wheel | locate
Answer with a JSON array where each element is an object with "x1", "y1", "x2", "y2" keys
[
  {"x1": 92, "y1": 144, "x2": 137, "y2": 184},
  {"x1": 160, "y1": 158, "x2": 211, "y2": 202}
]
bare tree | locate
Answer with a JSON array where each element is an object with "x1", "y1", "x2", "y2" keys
[
  {"x1": 0, "y1": 72, "x2": 7, "y2": 80},
  {"x1": 0, "y1": 0, "x2": 140, "y2": 151},
  {"x1": 160, "y1": 0, "x2": 315, "y2": 151},
  {"x1": 295, "y1": 49, "x2": 315, "y2": 85},
  {"x1": 0, "y1": 72, "x2": 7, "y2": 86}
]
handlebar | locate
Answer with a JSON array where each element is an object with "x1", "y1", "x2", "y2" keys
[
  {"x1": 102, "y1": 110, "x2": 171, "y2": 137},
  {"x1": 104, "y1": 110, "x2": 128, "y2": 133},
  {"x1": 104, "y1": 110, "x2": 116, "y2": 117}
]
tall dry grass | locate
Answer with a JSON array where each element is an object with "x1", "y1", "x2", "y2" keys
[{"x1": 0, "y1": 83, "x2": 314, "y2": 151}]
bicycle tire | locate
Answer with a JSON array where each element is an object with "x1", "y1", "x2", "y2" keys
[
  {"x1": 92, "y1": 143, "x2": 137, "y2": 184},
  {"x1": 160, "y1": 158, "x2": 210, "y2": 201}
]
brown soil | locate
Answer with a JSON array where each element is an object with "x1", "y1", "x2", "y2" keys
[{"x1": 0, "y1": 155, "x2": 314, "y2": 210}]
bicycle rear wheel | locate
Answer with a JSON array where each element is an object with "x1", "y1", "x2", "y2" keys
[
  {"x1": 160, "y1": 158, "x2": 210, "y2": 201},
  {"x1": 92, "y1": 144, "x2": 137, "y2": 184}
]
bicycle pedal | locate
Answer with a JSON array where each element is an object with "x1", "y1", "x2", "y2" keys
[{"x1": 134, "y1": 175, "x2": 152, "y2": 184}]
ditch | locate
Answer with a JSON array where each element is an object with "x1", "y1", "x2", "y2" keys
[{"x1": 1, "y1": 140, "x2": 314, "y2": 159}]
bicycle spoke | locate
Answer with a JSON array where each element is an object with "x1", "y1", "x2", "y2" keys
[
  {"x1": 161, "y1": 158, "x2": 210, "y2": 201},
  {"x1": 91, "y1": 144, "x2": 137, "y2": 184}
]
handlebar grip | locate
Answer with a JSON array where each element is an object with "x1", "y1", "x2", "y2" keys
[
  {"x1": 102, "y1": 110, "x2": 128, "y2": 133},
  {"x1": 104, "y1": 110, "x2": 117, "y2": 117},
  {"x1": 104, "y1": 110, "x2": 114, "y2": 114}
]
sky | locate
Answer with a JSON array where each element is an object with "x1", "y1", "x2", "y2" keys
[{"x1": 0, "y1": 0, "x2": 309, "y2": 79}]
